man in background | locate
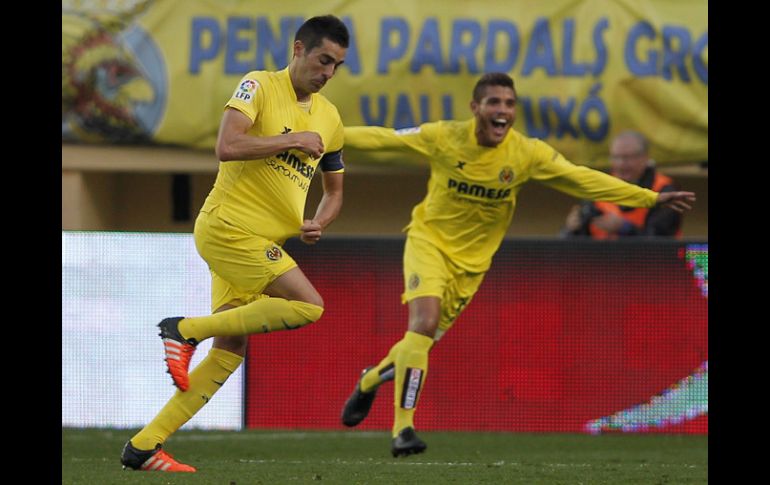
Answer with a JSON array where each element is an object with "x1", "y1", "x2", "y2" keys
[{"x1": 561, "y1": 130, "x2": 683, "y2": 239}]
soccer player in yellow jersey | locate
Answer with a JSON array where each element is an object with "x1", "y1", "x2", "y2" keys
[
  {"x1": 340, "y1": 72, "x2": 696, "y2": 456},
  {"x1": 120, "y1": 15, "x2": 349, "y2": 472}
]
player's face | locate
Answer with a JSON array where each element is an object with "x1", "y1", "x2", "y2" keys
[
  {"x1": 293, "y1": 38, "x2": 347, "y2": 97},
  {"x1": 471, "y1": 85, "x2": 516, "y2": 147}
]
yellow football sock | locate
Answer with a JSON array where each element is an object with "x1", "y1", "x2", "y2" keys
[
  {"x1": 392, "y1": 331, "x2": 433, "y2": 437},
  {"x1": 131, "y1": 347, "x2": 243, "y2": 450},
  {"x1": 360, "y1": 340, "x2": 401, "y2": 393},
  {"x1": 178, "y1": 298, "x2": 323, "y2": 343}
]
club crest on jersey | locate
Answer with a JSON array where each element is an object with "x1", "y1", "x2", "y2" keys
[
  {"x1": 234, "y1": 79, "x2": 259, "y2": 101},
  {"x1": 265, "y1": 245, "x2": 283, "y2": 261},
  {"x1": 499, "y1": 166, "x2": 514, "y2": 184},
  {"x1": 408, "y1": 273, "x2": 420, "y2": 290}
]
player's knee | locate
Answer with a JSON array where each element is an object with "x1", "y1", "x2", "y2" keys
[
  {"x1": 409, "y1": 314, "x2": 440, "y2": 338},
  {"x1": 304, "y1": 293, "x2": 324, "y2": 309},
  {"x1": 213, "y1": 335, "x2": 249, "y2": 356}
]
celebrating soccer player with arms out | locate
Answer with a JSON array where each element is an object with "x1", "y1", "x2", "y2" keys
[
  {"x1": 340, "y1": 72, "x2": 696, "y2": 456},
  {"x1": 120, "y1": 15, "x2": 349, "y2": 473}
]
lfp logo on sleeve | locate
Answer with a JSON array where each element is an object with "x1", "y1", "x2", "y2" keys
[{"x1": 234, "y1": 79, "x2": 259, "y2": 101}]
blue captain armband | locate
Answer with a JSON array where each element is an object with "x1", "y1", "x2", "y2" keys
[{"x1": 320, "y1": 149, "x2": 344, "y2": 172}]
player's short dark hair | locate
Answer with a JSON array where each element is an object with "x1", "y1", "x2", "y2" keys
[
  {"x1": 473, "y1": 72, "x2": 516, "y2": 102},
  {"x1": 295, "y1": 15, "x2": 350, "y2": 51}
]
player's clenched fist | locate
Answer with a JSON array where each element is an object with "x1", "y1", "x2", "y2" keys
[
  {"x1": 291, "y1": 131, "x2": 325, "y2": 159},
  {"x1": 300, "y1": 219, "x2": 323, "y2": 244}
]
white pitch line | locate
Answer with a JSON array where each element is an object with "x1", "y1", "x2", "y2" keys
[
  {"x1": 238, "y1": 459, "x2": 493, "y2": 467},
  {"x1": 172, "y1": 431, "x2": 386, "y2": 441},
  {"x1": 236, "y1": 459, "x2": 701, "y2": 469}
]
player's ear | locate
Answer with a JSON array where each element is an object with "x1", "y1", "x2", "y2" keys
[
  {"x1": 470, "y1": 100, "x2": 480, "y2": 115},
  {"x1": 292, "y1": 40, "x2": 305, "y2": 58}
]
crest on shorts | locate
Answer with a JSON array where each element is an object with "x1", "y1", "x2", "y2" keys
[
  {"x1": 499, "y1": 166, "x2": 514, "y2": 184},
  {"x1": 265, "y1": 245, "x2": 283, "y2": 261},
  {"x1": 408, "y1": 273, "x2": 420, "y2": 290}
]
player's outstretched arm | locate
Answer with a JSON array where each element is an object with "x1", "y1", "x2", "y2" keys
[
  {"x1": 655, "y1": 191, "x2": 696, "y2": 213},
  {"x1": 344, "y1": 126, "x2": 408, "y2": 150}
]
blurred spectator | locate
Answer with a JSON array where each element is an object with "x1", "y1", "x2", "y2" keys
[{"x1": 561, "y1": 130, "x2": 683, "y2": 239}]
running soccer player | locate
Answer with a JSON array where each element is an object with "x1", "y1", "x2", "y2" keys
[
  {"x1": 340, "y1": 72, "x2": 696, "y2": 456},
  {"x1": 120, "y1": 15, "x2": 349, "y2": 472}
]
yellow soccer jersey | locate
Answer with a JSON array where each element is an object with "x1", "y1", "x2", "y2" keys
[
  {"x1": 200, "y1": 68, "x2": 345, "y2": 244},
  {"x1": 345, "y1": 119, "x2": 658, "y2": 272}
]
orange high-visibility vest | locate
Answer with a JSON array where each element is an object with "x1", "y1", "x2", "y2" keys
[{"x1": 589, "y1": 172, "x2": 681, "y2": 239}]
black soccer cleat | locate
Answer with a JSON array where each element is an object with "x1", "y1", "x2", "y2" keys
[
  {"x1": 391, "y1": 427, "x2": 427, "y2": 457},
  {"x1": 120, "y1": 440, "x2": 196, "y2": 472},
  {"x1": 341, "y1": 366, "x2": 378, "y2": 427}
]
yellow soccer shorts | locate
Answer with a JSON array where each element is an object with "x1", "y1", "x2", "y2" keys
[
  {"x1": 194, "y1": 208, "x2": 297, "y2": 312},
  {"x1": 401, "y1": 235, "x2": 486, "y2": 338}
]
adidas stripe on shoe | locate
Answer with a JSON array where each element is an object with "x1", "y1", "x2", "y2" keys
[
  {"x1": 121, "y1": 440, "x2": 196, "y2": 473},
  {"x1": 158, "y1": 317, "x2": 198, "y2": 391}
]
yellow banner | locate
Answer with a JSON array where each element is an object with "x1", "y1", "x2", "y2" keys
[{"x1": 62, "y1": 0, "x2": 707, "y2": 168}]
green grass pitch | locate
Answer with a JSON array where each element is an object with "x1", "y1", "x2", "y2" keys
[{"x1": 62, "y1": 428, "x2": 707, "y2": 484}]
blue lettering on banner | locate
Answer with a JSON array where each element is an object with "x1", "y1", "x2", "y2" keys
[
  {"x1": 579, "y1": 83, "x2": 609, "y2": 141},
  {"x1": 625, "y1": 21, "x2": 706, "y2": 84},
  {"x1": 591, "y1": 18, "x2": 609, "y2": 76},
  {"x1": 442, "y1": 95, "x2": 453, "y2": 120},
  {"x1": 448, "y1": 19, "x2": 482, "y2": 73},
  {"x1": 560, "y1": 18, "x2": 609, "y2": 77},
  {"x1": 522, "y1": 18, "x2": 557, "y2": 76},
  {"x1": 360, "y1": 94, "x2": 453, "y2": 127},
  {"x1": 189, "y1": 17, "x2": 221, "y2": 74},
  {"x1": 256, "y1": 17, "x2": 303, "y2": 73},
  {"x1": 550, "y1": 97, "x2": 579, "y2": 138},
  {"x1": 562, "y1": 19, "x2": 589, "y2": 76},
  {"x1": 520, "y1": 84, "x2": 609, "y2": 142},
  {"x1": 189, "y1": 16, "x2": 359, "y2": 75},
  {"x1": 225, "y1": 17, "x2": 253, "y2": 73},
  {"x1": 485, "y1": 20, "x2": 519, "y2": 73},
  {"x1": 394, "y1": 17, "x2": 612, "y2": 77},
  {"x1": 188, "y1": 14, "x2": 704, "y2": 91},
  {"x1": 394, "y1": 93, "x2": 416, "y2": 128},
  {"x1": 378, "y1": 17, "x2": 410, "y2": 73},
  {"x1": 625, "y1": 21, "x2": 657, "y2": 77},
  {"x1": 692, "y1": 32, "x2": 708, "y2": 84},
  {"x1": 521, "y1": 97, "x2": 551, "y2": 139},
  {"x1": 662, "y1": 26, "x2": 691, "y2": 82},
  {"x1": 361, "y1": 95, "x2": 388, "y2": 125},
  {"x1": 411, "y1": 18, "x2": 444, "y2": 73}
]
